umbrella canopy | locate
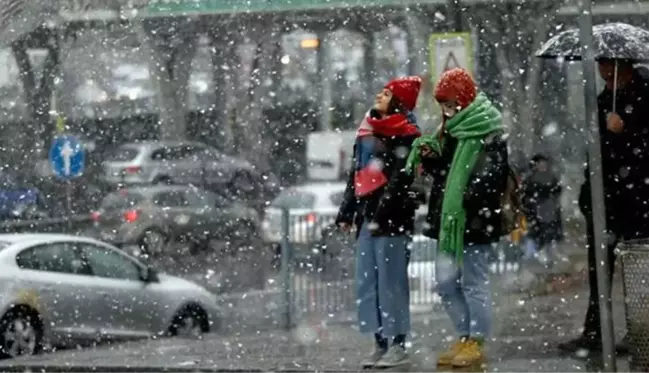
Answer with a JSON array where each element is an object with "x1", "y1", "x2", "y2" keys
[
  {"x1": 536, "y1": 22, "x2": 649, "y2": 61},
  {"x1": 0, "y1": 0, "x2": 56, "y2": 47}
]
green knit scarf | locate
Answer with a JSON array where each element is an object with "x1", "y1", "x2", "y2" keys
[{"x1": 405, "y1": 92, "x2": 503, "y2": 264}]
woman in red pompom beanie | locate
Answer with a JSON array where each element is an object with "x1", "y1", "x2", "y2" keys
[
  {"x1": 434, "y1": 68, "x2": 477, "y2": 123},
  {"x1": 335, "y1": 76, "x2": 422, "y2": 369},
  {"x1": 407, "y1": 68, "x2": 513, "y2": 368}
]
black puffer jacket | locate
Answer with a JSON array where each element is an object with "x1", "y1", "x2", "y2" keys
[
  {"x1": 522, "y1": 170, "x2": 563, "y2": 243},
  {"x1": 336, "y1": 134, "x2": 420, "y2": 237},
  {"x1": 421, "y1": 133, "x2": 509, "y2": 245}
]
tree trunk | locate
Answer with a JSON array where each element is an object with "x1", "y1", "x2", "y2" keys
[
  {"x1": 235, "y1": 33, "x2": 280, "y2": 171},
  {"x1": 136, "y1": 20, "x2": 198, "y2": 140},
  {"x1": 477, "y1": 3, "x2": 558, "y2": 164},
  {"x1": 209, "y1": 36, "x2": 233, "y2": 152},
  {"x1": 12, "y1": 37, "x2": 58, "y2": 162}
]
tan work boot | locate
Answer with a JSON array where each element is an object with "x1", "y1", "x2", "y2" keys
[
  {"x1": 452, "y1": 339, "x2": 486, "y2": 367},
  {"x1": 436, "y1": 338, "x2": 467, "y2": 366}
]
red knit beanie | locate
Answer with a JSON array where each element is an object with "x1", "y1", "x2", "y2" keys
[
  {"x1": 385, "y1": 76, "x2": 422, "y2": 111},
  {"x1": 434, "y1": 68, "x2": 477, "y2": 109}
]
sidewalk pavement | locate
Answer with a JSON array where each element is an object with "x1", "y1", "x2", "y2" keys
[
  {"x1": 216, "y1": 240, "x2": 592, "y2": 334},
  {"x1": 0, "y1": 278, "x2": 631, "y2": 372}
]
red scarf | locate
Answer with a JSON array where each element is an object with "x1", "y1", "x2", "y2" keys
[
  {"x1": 353, "y1": 112, "x2": 420, "y2": 197},
  {"x1": 356, "y1": 112, "x2": 421, "y2": 138}
]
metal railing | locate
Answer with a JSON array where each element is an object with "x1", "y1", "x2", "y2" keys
[
  {"x1": 273, "y1": 208, "x2": 524, "y2": 329},
  {"x1": 0, "y1": 215, "x2": 93, "y2": 234}
]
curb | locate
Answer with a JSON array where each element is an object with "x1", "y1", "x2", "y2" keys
[
  {"x1": 0, "y1": 366, "x2": 259, "y2": 373},
  {"x1": 0, "y1": 366, "x2": 360, "y2": 373}
]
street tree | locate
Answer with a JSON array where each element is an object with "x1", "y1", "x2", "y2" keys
[{"x1": 470, "y1": 1, "x2": 563, "y2": 163}]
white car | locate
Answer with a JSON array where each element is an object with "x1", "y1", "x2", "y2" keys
[
  {"x1": 262, "y1": 182, "x2": 428, "y2": 247},
  {"x1": 262, "y1": 182, "x2": 345, "y2": 247},
  {"x1": 0, "y1": 234, "x2": 222, "y2": 358}
]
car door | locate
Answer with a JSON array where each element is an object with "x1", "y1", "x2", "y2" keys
[
  {"x1": 184, "y1": 189, "x2": 217, "y2": 239},
  {"x1": 14, "y1": 243, "x2": 97, "y2": 340},
  {"x1": 153, "y1": 146, "x2": 191, "y2": 183},
  {"x1": 200, "y1": 148, "x2": 230, "y2": 185},
  {"x1": 154, "y1": 191, "x2": 198, "y2": 241},
  {"x1": 185, "y1": 145, "x2": 209, "y2": 185},
  {"x1": 167, "y1": 145, "x2": 205, "y2": 185},
  {"x1": 78, "y1": 243, "x2": 154, "y2": 338}
]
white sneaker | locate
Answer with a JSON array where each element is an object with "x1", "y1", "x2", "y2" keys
[
  {"x1": 361, "y1": 346, "x2": 387, "y2": 368},
  {"x1": 374, "y1": 345, "x2": 411, "y2": 368}
]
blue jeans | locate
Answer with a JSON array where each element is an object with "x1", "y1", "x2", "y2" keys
[
  {"x1": 435, "y1": 244, "x2": 492, "y2": 338},
  {"x1": 355, "y1": 224, "x2": 410, "y2": 337}
]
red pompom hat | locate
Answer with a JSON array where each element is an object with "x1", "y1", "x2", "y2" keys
[
  {"x1": 434, "y1": 68, "x2": 477, "y2": 109},
  {"x1": 385, "y1": 76, "x2": 422, "y2": 111}
]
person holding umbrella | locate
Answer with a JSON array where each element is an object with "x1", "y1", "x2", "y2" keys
[
  {"x1": 560, "y1": 59, "x2": 649, "y2": 353},
  {"x1": 537, "y1": 23, "x2": 649, "y2": 354}
]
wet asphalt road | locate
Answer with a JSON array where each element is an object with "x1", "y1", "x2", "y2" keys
[
  {"x1": 0, "y1": 280, "x2": 633, "y2": 372},
  {"x1": 124, "y1": 240, "x2": 276, "y2": 295}
]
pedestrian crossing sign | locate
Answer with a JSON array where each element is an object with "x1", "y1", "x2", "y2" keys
[
  {"x1": 427, "y1": 32, "x2": 475, "y2": 124},
  {"x1": 443, "y1": 51, "x2": 461, "y2": 71},
  {"x1": 429, "y1": 32, "x2": 474, "y2": 81}
]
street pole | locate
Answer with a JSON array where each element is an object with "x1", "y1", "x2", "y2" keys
[
  {"x1": 447, "y1": 0, "x2": 463, "y2": 33},
  {"x1": 66, "y1": 180, "x2": 72, "y2": 230},
  {"x1": 576, "y1": 0, "x2": 616, "y2": 370},
  {"x1": 280, "y1": 208, "x2": 292, "y2": 330}
]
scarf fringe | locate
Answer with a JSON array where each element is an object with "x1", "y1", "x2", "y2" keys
[{"x1": 439, "y1": 211, "x2": 466, "y2": 265}]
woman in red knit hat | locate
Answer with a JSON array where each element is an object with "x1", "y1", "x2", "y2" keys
[
  {"x1": 405, "y1": 68, "x2": 512, "y2": 367},
  {"x1": 336, "y1": 76, "x2": 422, "y2": 369}
]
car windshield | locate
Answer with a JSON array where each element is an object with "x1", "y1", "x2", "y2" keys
[
  {"x1": 100, "y1": 191, "x2": 145, "y2": 210},
  {"x1": 271, "y1": 189, "x2": 316, "y2": 209},
  {"x1": 106, "y1": 146, "x2": 140, "y2": 162}
]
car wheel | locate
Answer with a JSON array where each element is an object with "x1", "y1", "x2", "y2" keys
[
  {"x1": 168, "y1": 306, "x2": 209, "y2": 339},
  {"x1": 140, "y1": 229, "x2": 168, "y2": 257},
  {"x1": 0, "y1": 307, "x2": 42, "y2": 359}
]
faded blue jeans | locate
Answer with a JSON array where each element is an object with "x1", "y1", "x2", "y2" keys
[
  {"x1": 435, "y1": 244, "x2": 492, "y2": 338},
  {"x1": 356, "y1": 223, "x2": 410, "y2": 337}
]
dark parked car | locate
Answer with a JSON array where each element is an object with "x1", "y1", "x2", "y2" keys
[
  {"x1": 0, "y1": 172, "x2": 47, "y2": 220},
  {"x1": 87, "y1": 185, "x2": 260, "y2": 256}
]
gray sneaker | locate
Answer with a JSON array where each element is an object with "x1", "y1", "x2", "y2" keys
[
  {"x1": 374, "y1": 345, "x2": 411, "y2": 368},
  {"x1": 361, "y1": 347, "x2": 387, "y2": 369}
]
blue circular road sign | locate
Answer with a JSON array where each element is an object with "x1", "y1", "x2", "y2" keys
[{"x1": 49, "y1": 135, "x2": 85, "y2": 180}]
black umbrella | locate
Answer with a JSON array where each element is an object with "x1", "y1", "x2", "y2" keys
[
  {"x1": 537, "y1": 22, "x2": 649, "y2": 113},
  {"x1": 535, "y1": 22, "x2": 649, "y2": 61}
]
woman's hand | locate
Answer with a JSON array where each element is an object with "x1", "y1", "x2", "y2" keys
[
  {"x1": 338, "y1": 222, "x2": 352, "y2": 233},
  {"x1": 607, "y1": 112, "x2": 624, "y2": 134},
  {"x1": 420, "y1": 144, "x2": 435, "y2": 158}
]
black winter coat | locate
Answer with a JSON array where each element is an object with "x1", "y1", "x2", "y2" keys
[
  {"x1": 579, "y1": 68, "x2": 649, "y2": 239},
  {"x1": 421, "y1": 133, "x2": 509, "y2": 245},
  {"x1": 335, "y1": 134, "x2": 420, "y2": 237},
  {"x1": 522, "y1": 170, "x2": 563, "y2": 244}
]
